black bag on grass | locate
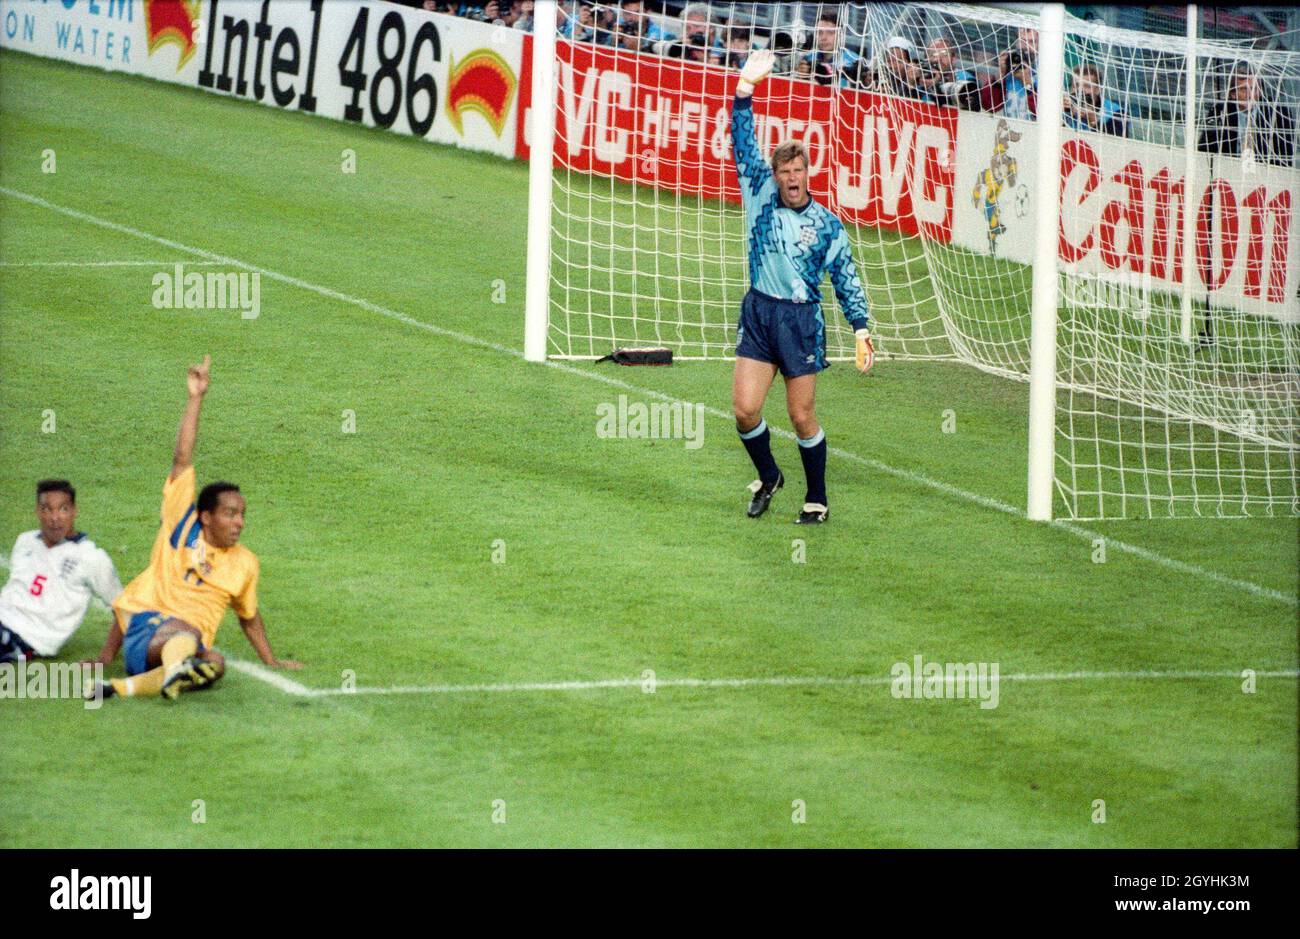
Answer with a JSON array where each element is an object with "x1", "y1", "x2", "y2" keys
[{"x1": 596, "y1": 347, "x2": 673, "y2": 366}]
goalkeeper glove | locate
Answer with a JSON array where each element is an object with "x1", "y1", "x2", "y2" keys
[
  {"x1": 855, "y1": 328, "x2": 875, "y2": 373},
  {"x1": 737, "y1": 49, "x2": 776, "y2": 97}
]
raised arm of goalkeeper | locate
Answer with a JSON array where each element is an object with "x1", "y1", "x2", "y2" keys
[{"x1": 731, "y1": 53, "x2": 776, "y2": 209}]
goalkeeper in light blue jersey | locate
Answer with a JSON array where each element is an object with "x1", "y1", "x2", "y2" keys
[{"x1": 729, "y1": 49, "x2": 875, "y2": 525}]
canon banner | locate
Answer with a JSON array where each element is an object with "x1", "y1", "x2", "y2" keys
[
  {"x1": 953, "y1": 111, "x2": 1299, "y2": 322},
  {"x1": 0, "y1": 0, "x2": 525, "y2": 158}
]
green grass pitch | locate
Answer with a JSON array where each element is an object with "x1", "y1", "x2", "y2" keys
[{"x1": 0, "y1": 49, "x2": 1295, "y2": 848}]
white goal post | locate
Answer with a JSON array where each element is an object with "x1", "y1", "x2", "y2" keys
[
  {"x1": 524, "y1": 1, "x2": 1299, "y2": 521},
  {"x1": 525, "y1": 0, "x2": 559, "y2": 363},
  {"x1": 1026, "y1": 1, "x2": 1065, "y2": 520}
]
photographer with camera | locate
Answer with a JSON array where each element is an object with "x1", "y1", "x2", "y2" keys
[
  {"x1": 665, "y1": 3, "x2": 723, "y2": 63},
  {"x1": 558, "y1": 2, "x2": 596, "y2": 42},
  {"x1": 611, "y1": 1, "x2": 649, "y2": 52},
  {"x1": 803, "y1": 14, "x2": 861, "y2": 88},
  {"x1": 589, "y1": 3, "x2": 619, "y2": 45},
  {"x1": 869, "y1": 36, "x2": 927, "y2": 100},
  {"x1": 979, "y1": 27, "x2": 1037, "y2": 119},
  {"x1": 1063, "y1": 63, "x2": 1126, "y2": 136},
  {"x1": 983, "y1": 52, "x2": 1034, "y2": 118},
  {"x1": 620, "y1": 1, "x2": 675, "y2": 52},
  {"x1": 916, "y1": 37, "x2": 978, "y2": 109},
  {"x1": 723, "y1": 27, "x2": 753, "y2": 70}
]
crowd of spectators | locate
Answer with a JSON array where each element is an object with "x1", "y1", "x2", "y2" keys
[
  {"x1": 395, "y1": 2, "x2": 537, "y2": 32},
  {"x1": 392, "y1": 2, "x2": 1057, "y2": 121},
  {"x1": 390, "y1": 0, "x2": 1296, "y2": 153}
]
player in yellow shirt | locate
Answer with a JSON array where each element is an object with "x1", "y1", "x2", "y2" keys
[{"x1": 88, "y1": 355, "x2": 301, "y2": 701}]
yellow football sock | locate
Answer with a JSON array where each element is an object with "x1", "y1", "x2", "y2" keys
[
  {"x1": 111, "y1": 668, "x2": 164, "y2": 697},
  {"x1": 110, "y1": 634, "x2": 198, "y2": 697}
]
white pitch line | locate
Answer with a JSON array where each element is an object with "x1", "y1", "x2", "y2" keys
[
  {"x1": 2, "y1": 185, "x2": 1294, "y2": 609},
  {"x1": 1, "y1": 558, "x2": 1290, "y2": 701},
  {"x1": 264, "y1": 667, "x2": 1300, "y2": 698},
  {"x1": 226, "y1": 657, "x2": 314, "y2": 696},
  {"x1": 0, "y1": 259, "x2": 226, "y2": 267}
]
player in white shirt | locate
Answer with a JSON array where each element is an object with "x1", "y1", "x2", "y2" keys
[{"x1": 0, "y1": 480, "x2": 123, "y2": 663}]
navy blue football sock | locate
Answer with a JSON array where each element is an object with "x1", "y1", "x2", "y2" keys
[
  {"x1": 738, "y1": 418, "x2": 781, "y2": 487},
  {"x1": 797, "y1": 428, "x2": 828, "y2": 505}
]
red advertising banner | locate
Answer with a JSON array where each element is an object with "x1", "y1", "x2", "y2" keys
[
  {"x1": 519, "y1": 37, "x2": 957, "y2": 242},
  {"x1": 1057, "y1": 136, "x2": 1293, "y2": 306}
]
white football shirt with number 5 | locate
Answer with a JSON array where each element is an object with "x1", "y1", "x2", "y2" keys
[{"x1": 0, "y1": 531, "x2": 123, "y2": 656}]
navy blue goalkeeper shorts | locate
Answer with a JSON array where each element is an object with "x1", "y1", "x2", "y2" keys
[{"x1": 734, "y1": 289, "x2": 827, "y2": 378}]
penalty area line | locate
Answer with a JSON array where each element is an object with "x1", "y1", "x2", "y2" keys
[
  {"x1": 226, "y1": 657, "x2": 314, "y2": 696},
  {"x1": 1, "y1": 546, "x2": 1293, "y2": 701},
  {"x1": 236, "y1": 667, "x2": 1300, "y2": 698},
  {"x1": 0, "y1": 259, "x2": 227, "y2": 267},
  {"x1": 2, "y1": 185, "x2": 1293, "y2": 609}
]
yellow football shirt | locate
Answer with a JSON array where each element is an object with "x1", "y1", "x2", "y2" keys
[{"x1": 113, "y1": 466, "x2": 259, "y2": 649}]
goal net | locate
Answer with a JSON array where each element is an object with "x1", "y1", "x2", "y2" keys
[{"x1": 531, "y1": 1, "x2": 1300, "y2": 520}]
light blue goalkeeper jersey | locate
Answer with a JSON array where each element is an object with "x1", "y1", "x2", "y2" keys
[{"x1": 731, "y1": 95, "x2": 870, "y2": 331}]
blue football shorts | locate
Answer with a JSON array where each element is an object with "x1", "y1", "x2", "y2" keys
[{"x1": 734, "y1": 289, "x2": 828, "y2": 378}]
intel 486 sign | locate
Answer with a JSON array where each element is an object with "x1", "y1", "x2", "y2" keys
[{"x1": 0, "y1": 0, "x2": 523, "y2": 158}]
